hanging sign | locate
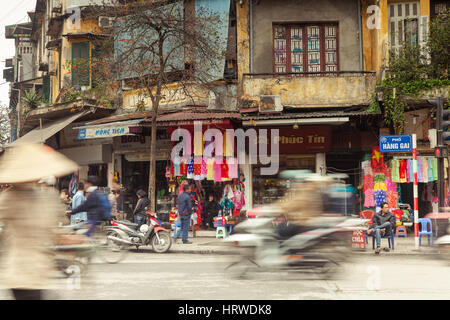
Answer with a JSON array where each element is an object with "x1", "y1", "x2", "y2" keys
[{"x1": 379, "y1": 135, "x2": 412, "y2": 153}]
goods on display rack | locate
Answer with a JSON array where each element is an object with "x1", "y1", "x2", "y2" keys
[
  {"x1": 362, "y1": 146, "x2": 450, "y2": 215},
  {"x1": 165, "y1": 155, "x2": 247, "y2": 231}
]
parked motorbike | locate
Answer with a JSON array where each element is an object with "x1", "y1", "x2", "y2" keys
[
  {"x1": 109, "y1": 211, "x2": 172, "y2": 253},
  {"x1": 225, "y1": 208, "x2": 367, "y2": 279}
]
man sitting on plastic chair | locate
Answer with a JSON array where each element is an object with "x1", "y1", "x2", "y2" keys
[{"x1": 367, "y1": 202, "x2": 396, "y2": 254}]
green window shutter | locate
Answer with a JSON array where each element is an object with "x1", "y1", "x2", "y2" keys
[
  {"x1": 71, "y1": 42, "x2": 90, "y2": 87},
  {"x1": 42, "y1": 75, "x2": 50, "y2": 103},
  {"x1": 91, "y1": 46, "x2": 102, "y2": 88}
]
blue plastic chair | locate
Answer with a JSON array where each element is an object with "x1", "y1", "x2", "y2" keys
[
  {"x1": 371, "y1": 228, "x2": 395, "y2": 250},
  {"x1": 418, "y1": 218, "x2": 433, "y2": 246},
  {"x1": 173, "y1": 220, "x2": 182, "y2": 239}
]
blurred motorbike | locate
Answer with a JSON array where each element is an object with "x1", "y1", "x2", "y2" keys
[
  {"x1": 52, "y1": 221, "x2": 128, "y2": 277},
  {"x1": 436, "y1": 223, "x2": 450, "y2": 263},
  {"x1": 225, "y1": 207, "x2": 368, "y2": 279}
]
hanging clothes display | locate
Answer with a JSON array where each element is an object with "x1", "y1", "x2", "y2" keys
[
  {"x1": 418, "y1": 158, "x2": 424, "y2": 183},
  {"x1": 422, "y1": 158, "x2": 429, "y2": 182},
  {"x1": 399, "y1": 160, "x2": 407, "y2": 183},
  {"x1": 364, "y1": 189, "x2": 375, "y2": 208},
  {"x1": 430, "y1": 158, "x2": 438, "y2": 181},
  {"x1": 391, "y1": 159, "x2": 400, "y2": 183},
  {"x1": 428, "y1": 158, "x2": 435, "y2": 182}
]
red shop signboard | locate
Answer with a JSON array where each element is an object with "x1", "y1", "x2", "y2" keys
[{"x1": 259, "y1": 126, "x2": 332, "y2": 154}]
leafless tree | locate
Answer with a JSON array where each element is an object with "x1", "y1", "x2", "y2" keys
[{"x1": 91, "y1": 0, "x2": 228, "y2": 210}]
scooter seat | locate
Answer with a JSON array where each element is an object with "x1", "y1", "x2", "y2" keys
[{"x1": 117, "y1": 220, "x2": 139, "y2": 228}]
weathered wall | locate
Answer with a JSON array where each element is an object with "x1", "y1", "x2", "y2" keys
[
  {"x1": 251, "y1": 0, "x2": 362, "y2": 73},
  {"x1": 243, "y1": 73, "x2": 377, "y2": 107}
]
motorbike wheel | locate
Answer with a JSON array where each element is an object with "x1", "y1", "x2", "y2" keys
[
  {"x1": 96, "y1": 229, "x2": 128, "y2": 264},
  {"x1": 151, "y1": 231, "x2": 172, "y2": 253}
]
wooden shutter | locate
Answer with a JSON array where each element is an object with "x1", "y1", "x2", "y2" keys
[{"x1": 71, "y1": 42, "x2": 90, "y2": 87}]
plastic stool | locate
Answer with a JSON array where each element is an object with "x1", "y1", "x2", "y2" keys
[
  {"x1": 216, "y1": 227, "x2": 227, "y2": 239},
  {"x1": 395, "y1": 225, "x2": 408, "y2": 237}
]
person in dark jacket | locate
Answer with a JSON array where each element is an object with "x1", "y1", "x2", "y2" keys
[
  {"x1": 177, "y1": 185, "x2": 193, "y2": 244},
  {"x1": 133, "y1": 189, "x2": 150, "y2": 227},
  {"x1": 70, "y1": 176, "x2": 104, "y2": 237},
  {"x1": 203, "y1": 194, "x2": 220, "y2": 229},
  {"x1": 367, "y1": 202, "x2": 396, "y2": 254}
]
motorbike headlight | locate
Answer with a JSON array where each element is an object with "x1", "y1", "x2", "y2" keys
[{"x1": 140, "y1": 224, "x2": 149, "y2": 233}]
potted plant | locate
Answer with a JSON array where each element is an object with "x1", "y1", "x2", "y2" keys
[{"x1": 22, "y1": 90, "x2": 43, "y2": 109}]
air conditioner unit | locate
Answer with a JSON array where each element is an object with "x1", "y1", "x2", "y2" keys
[
  {"x1": 258, "y1": 95, "x2": 283, "y2": 113},
  {"x1": 98, "y1": 16, "x2": 114, "y2": 28}
]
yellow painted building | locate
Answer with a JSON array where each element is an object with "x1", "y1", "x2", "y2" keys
[{"x1": 361, "y1": 0, "x2": 430, "y2": 79}]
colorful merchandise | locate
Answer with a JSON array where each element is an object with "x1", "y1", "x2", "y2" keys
[
  {"x1": 363, "y1": 175, "x2": 374, "y2": 192},
  {"x1": 429, "y1": 158, "x2": 436, "y2": 182},
  {"x1": 371, "y1": 146, "x2": 384, "y2": 170},
  {"x1": 399, "y1": 160, "x2": 407, "y2": 183},
  {"x1": 207, "y1": 158, "x2": 215, "y2": 180},
  {"x1": 214, "y1": 158, "x2": 223, "y2": 182},
  {"x1": 227, "y1": 157, "x2": 239, "y2": 179},
  {"x1": 374, "y1": 189, "x2": 387, "y2": 207},
  {"x1": 364, "y1": 189, "x2": 375, "y2": 208},
  {"x1": 391, "y1": 159, "x2": 400, "y2": 183},
  {"x1": 418, "y1": 158, "x2": 424, "y2": 183}
]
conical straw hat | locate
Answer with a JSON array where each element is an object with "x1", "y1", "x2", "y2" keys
[{"x1": 0, "y1": 143, "x2": 79, "y2": 184}]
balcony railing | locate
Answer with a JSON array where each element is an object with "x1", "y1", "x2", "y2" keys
[{"x1": 243, "y1": 71, "x2": 377, "y2": 108}]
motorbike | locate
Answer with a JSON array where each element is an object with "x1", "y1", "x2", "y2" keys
[
  {"x1": 53, "y1": 221, "x2": 128, "y2": 277},
  {"x1": 436, "y1": 223, "x2": 450, "y2": 263},
  {"x1": 108, "y1": 211, "x2": 172, "y2": 253},
  {"x1": 225, "y1": 207, "x2": 368, "y2": 279}
]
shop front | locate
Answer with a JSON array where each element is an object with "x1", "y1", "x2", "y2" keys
[
  {"x1": 159, "y1": 118, "x2": 246, "y2": 230},
  {"x1": 362, "y1": 147, "x2": 450, "y2": 218},
  {"x1": 249, "y1": 126, "x2": 331, "y2": 207},
  {"x1": 112, "y1": 131, "x2": 173, "y2": 219}
]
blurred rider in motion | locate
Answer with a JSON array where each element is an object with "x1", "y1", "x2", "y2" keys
[
  {"x1": 0, "y1": 143, "x2": 78, "y2": 300},
  {"x1": 274, "y1": 174, "x2": 328, "y2": 239}
]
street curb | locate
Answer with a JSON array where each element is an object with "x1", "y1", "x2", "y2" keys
[{"x1": 168, "y1": 248, "x2": 440, "y2": 256}]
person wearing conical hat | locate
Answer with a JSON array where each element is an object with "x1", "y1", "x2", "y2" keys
[{"x1": 0, "y1": 143, "x2": 78, "y2": 300}]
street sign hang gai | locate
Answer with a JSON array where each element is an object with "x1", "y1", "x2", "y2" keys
[{"x1": 379, "y1": 135, "x2": 413, "y2": 153}]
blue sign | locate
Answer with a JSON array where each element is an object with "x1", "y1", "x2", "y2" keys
[
  {"x1": 77, "y1": 128, "x2": 86, "y2": 140},
  {"x1": 379, "y1": 135, "x2": 412, "y2": 153}
]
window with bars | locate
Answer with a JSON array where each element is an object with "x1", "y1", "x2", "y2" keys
[{"x1": 273, "y1": 23, "x2": 338, "y2": 74}]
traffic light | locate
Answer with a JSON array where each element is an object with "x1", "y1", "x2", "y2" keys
[
  {"x1": 428, "y1": 97, "x2": 450, "y2": 144},
  {"x1": 435, "y1": 146, "x2": 448, "y2": 158}
]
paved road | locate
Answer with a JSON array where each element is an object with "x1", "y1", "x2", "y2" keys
[{"x1": 0, "y1": 252, "x2": 449, "y2": 300}]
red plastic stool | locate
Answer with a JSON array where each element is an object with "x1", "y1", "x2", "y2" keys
[{"x1": 395, "y1": 225, "x2": 408, "y2": 237}]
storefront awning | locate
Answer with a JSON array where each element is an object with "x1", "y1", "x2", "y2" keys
[
  {"x1": 9, "y1": 111, "x2": 89, "y2": 147},
  {"x1": 242, "y1": 117, "x2": 350, "y2": 126},
  {"x1": 74, "y1": 119, "x2": 145, "y2": 140}
]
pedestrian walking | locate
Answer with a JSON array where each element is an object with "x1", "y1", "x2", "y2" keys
[
  {"x1": 70, "y1": 176, "x2": 111, "y2": 237},
  {"x1": 71, "y1": 182, "x2": 87, "y2": 224},
  {"x1": 0, "y1": 143, "x2": 78, "y2": 300},
  {"x1": 133, "y1": 189, "x2": 150, "y2": 227},
  {"x1": 177, "y1": 184, "x2": 193, "y2": 244}
]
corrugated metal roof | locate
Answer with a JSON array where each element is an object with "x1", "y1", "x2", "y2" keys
[
  {"x1": 155, "y1": 111, "x2": 241, "y2": 122},
  {"x1": 241, "y1": 109, "x2": 378, "y2": 120}
]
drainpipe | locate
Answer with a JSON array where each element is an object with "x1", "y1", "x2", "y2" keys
[
  {"x1": 357, "y1": 0, "x2": 364, "y2": 71},
  {"x1": 249, "y1": 0, "x2": 253, "y2": 73}
]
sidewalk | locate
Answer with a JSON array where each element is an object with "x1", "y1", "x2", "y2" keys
[{"x1": 164, "y1": 231, "x2": 441, "y2": 256}]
